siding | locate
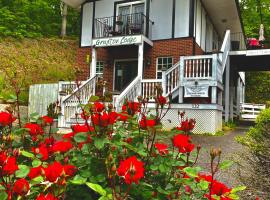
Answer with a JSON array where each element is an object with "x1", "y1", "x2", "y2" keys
[
  {"x1": 81, "y1": 2, "x2": 93, "y2": 47},
  {"x1": 150, "y1": 0, "x2": 173, "y2": 40},
  {"x1": 175, "y1": 0, "x2": 190, "y2": 38}
]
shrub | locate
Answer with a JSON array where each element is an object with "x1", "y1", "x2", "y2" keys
[{"x1": 236, "y1": 108, "x2": 270, "y2": 198}]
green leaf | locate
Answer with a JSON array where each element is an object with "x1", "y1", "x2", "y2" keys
[
  {"x1": 69, "y1": 175, "x2": 87, "y2": 185},
  {"x1": 89, "y1": 95, "x2": 100, "y2": 102},
  {"x1": 31, "y1": 176, "x2": 44, "y2": 184},
  {"x1": 157, "y1": 186, "x2": 170, "y2": 195},
  {"x1": 231, "y1": 186, "x2": 246, "y2": 193},
  {"x1": 183, "y1": 167, "x2": 201, "y2": 178},
  {"x1": 74, "y1": 132, "x2": 88, "y2": 143},
  {"x1": 0, "y1": 191, "x2": 8, "y2": 200},
  {"x1": 94, "y1": 138, "x2": 107, "y2": 150},
  {"x1": 198, "y1": 180, "x2": 210, "y2": 190},
  {"x1": 21, "y1": 150, "x2": 34, "y2": 158},
  {"x1": 32, "y1": 159, "x2": 42, "y2": 167},
  {"x1": 219, "y1": 160, "x2": 234, "y2": 170},
  {"x1": 15, "y1": 165, "x2": 30, "y2": 178},
  {"x1": 86, "y1": 182, "x2": 107, "y2": 196},
  {"x1": 227, "y1": 193, "x2": 240, "y2": 199}
]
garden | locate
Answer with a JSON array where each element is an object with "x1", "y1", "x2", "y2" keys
[{"x1": 0, "y1": 88, "x2": 249, "y2": 200}]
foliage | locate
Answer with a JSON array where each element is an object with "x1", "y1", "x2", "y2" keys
[
  {"x1": 245, "y1": 72, "x2": 270, "y2": 104},
  {"x1": 0, "y1": 88, "x2": 245, "y2": 199},
  {"x1": 236, "y1": 108, "x2": 270, "y2": 198},
  {"x1": 0, "y1": 38, "x2": 77, "y2": 104},
  {"x1": 0, "y1": 0, "x2": 80, "y2": 38},
  {"x1": 47, "y1": 103, "x2": 58, "y2": 119},
  {"x1": 223, "y1": 120, "x2": 237, "y2": 132}
]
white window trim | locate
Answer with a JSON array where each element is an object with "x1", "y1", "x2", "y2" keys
[
  {"x1": 96, "y1": 61, "x2": 104, "y2": 76},
  {"x1": 116, "y1": 0, "x2": 146, "y2": 16},
  {"x1": 156, "y1": 57, "x2": 173, "y2": 79}
]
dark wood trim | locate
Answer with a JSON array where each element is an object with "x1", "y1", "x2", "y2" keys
[
  {"x1": 92, "y1": 1, "x2": 96, "y2": 38},
  {"x1": 193, "y1": 0, "x2": 197, "y2": 55},
  {"x1": 146, "y1": 0, "x2": 150, "y2": 37},
  {"x1": 172, "y1": 0, "x2": 176, "y2": 38},
  {"x1": 189, "y1": 0, "x2": 195, "y2": 37}
]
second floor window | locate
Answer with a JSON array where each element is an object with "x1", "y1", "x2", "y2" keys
[
  {"x1": 96, "y1": 61, "x2": 104, "y2": 76},
  {"x1": 156, "y1": 57, "x2": 173, "y2": 79}
]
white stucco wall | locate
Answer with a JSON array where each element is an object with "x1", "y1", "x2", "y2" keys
[
  {"x1": 175, "y1": 0, "x2": 189, "y2": 38},
  {"x1": 206, "y1": 19, "x2": 213, "y2": 52},
  {"x1": 201, "y1": 8, "x2": 206, "y2": 51},
  {"x1": 95, "y1": 0, "x2": 115, "y2": 19},
  {"x1": 81, "y1": 2, "x2": 93, "y2": 47},
  {"x1": 150, "y1": 0, "x2": 173, "y2": 40}
]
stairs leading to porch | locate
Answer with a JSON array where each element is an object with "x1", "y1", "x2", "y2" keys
[{"x1": 58, "y1": 30, "x2": 231, "y2": 128}]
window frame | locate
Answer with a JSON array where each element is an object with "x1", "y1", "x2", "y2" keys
[
  {"x1": 156, "y1": 57, "x2": 173, "y2": 79},
  {"x1": 96, "y1": 61, "x2": 104, "y2": 76}
]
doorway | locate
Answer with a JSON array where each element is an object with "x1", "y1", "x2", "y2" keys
[{"x1": 114, "y1": 60, "x2": 138, "y2": 92}]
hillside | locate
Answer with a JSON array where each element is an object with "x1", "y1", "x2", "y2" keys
[{"x1": 0, "y1": 38, "x2": 78, "y2": 103}]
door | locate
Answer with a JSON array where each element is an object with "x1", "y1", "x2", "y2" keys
[{"x1": 114, "y1": 60, "x2": 138, "y2": 92}]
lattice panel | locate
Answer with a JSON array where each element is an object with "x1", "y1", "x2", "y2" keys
[{"x1": 149, "y1": 109, "x2": 222, "y2": 134}]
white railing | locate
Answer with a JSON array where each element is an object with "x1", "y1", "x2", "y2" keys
[
  {"x1": 114, "y1": 76, "x2": 141, "y2": 112},
  {"x1": 58, "y1": 76, "x2": 97, "y2": 127},
  {"x1": 58, "y1": 81, "x2": 86, "y2": 96},
  {"x1": 141, "y1": 79, "x2": 162, "y2": 100},
  {"x1": 183, "y1": 55, "x2": 213, "y2": 80},
  {"x1": 240, "y1": 103, "x2": 266, "y2": 121},
  {"x1": 165, "y1": 61, "x2": 180, "y2": 95},
  {"x1": 219, "y1": 30, "x2": 231, "y2": 74}
]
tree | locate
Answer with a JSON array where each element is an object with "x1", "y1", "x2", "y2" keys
[{"x1": 0, "y1": 0, "x2": 80, "y2": 38}]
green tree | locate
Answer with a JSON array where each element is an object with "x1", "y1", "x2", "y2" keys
[{"x1": 0, "y1": 0, "x2": 80, "y2": 38}]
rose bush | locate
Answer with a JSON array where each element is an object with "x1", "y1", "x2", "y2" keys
[{"x1": 0, "y1": 88, "x2": 247, "y2": 199}]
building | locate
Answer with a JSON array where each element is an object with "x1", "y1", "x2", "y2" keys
[{"x1": 57, "y1": 0, "x2": 247, "y2": 133}]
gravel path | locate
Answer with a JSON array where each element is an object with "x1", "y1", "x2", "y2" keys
[{"x1": 191, "y1": 126, "x2": 250, "y2": 188}]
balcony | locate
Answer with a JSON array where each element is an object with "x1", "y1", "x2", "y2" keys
[{"x1": 94, "y1": 13, "x2": 153, "y2": 40}]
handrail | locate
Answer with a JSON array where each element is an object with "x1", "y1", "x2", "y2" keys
[
  {"x1": 219, "y1": 30, "x2": 231, "y2": 74},
  {"x1": 62, "y1": 76, "x2": 96, "y2": 103},
  {"x1": 114, "y1": 76, "x2": 141, "y2": 111},
  {"x1": 165, "y1": 61, "x2": 180, "y2": 75}
]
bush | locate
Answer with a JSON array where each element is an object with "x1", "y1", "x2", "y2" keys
[{"x1": 236, "y1": 108, "x2": 270, "y2": 198}]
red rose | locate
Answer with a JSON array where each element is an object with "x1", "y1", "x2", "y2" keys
[
  {"x1": 108, "y1": 111, "x2": 118, "y2": 124},
  {"x1": 25, "y1": 123, "x2": 44, "y2": 136},
  {"x1": 52, "y1": 141, "x2": 73, "y2": 153},
  {"x1": 117, "y1": 156, "x2": 144, "y2": 184},
  {"x1": 0, "y1": 151, "x2": 7, "y2": 165},
  {"x1": 32, "y1": 145, "x2": 49, "y2": 161},
  {"x1": 173, "y1": 134, "x2": 195, "y2": 153},
  {"x1": 72, "y1": 124, "x2": 94, "y2": 133},
  {"x1": 80, "y1": 110, "x2": 90, "y2": 120},
  {"x1": 2, "y1": 156, "x2": 19, "y2": 175},
  {"x1": 62, "y1": 132, "x2": 75, "y2": 140},
  {"x1": 36, "y1": 193, "x2": 59, "y2": 200},
  {"x1": 13, "y1": 178, "x2": 30, "y2": 196},
  {"x1": 139, "y1": 116, "x2": 156, "y2": 129},
  {"x1": 118, "y1": 112, "x2": 128, "y2": 121},
  {"x1": 177, "y1": 118, "x2": 196, "y2": 132},
  {"x1": 42, "y1": 116, "x2": 54, "y2": 125},
  {"x1": 91, "y1": 113, "x2": 111, "y2": 127},
  {"x1": 128, "y1": 102, "x2": 140, "y2": 115},
  {"x1": 45, "y1": 162, "x2": 64, "y2": 182},
  {"x1": 158, "y1": 96, "x2": 167, "y2": 105},
  {"x1": 154, "y1": 143, "x2": 168, "y2": 155},
  {"x1": 28, "y1": 166, "x2": 43, "y2": 180},
  {"x1": 0, "y1": 111, "x2": 16, "y2": 126},
  {"x1": 63, "y1": 165, "x2": 77, "y2": 177},
  {"x1": 94, "y1": 102, "x2": 105, "y2": 112}
]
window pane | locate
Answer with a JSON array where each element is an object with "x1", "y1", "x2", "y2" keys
[
  {"x1": 157, "y1": 72, "x2": 162, "y2": 79},
  {"x1": 158, "y1": 58, "x2": 162, "y2": 65}
]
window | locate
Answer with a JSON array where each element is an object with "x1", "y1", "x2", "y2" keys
[
  {"x1": 96, "y1": 61, "x2": 104, "y2": 76},
  {"x1": 156, "y1": 57, "x2": 173, "y2": 79}
]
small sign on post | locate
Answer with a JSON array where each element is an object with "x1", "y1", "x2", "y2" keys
[{"x1": 184, "y1": 85, "x2": 209, "y2": 97}]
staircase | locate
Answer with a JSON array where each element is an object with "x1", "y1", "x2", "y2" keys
[{"x1": 58, "y1": 30, "x2": 231, "y2": 128}]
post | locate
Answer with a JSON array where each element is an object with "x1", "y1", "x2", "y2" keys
[
  {"x1": 179, "y1": 57, "x2": 184, "y2": 103},
  {"x1": 162, "y1": 70, "x2": 166, "y2": 96},
  {"x1": 229, "y1": 86, "x2": 234, "y2": 120},
  {"x1": 91, "y1": 47, "x2": 97, "y2": 78},
  {"x1": 211, "y1": 87, "x2": 217, "y2": 104},
  {"x1": 138, "y1": 43, "x2": 144, "y2": 78},
  {"x1": 224, "y1": 56, "x2": 230, "y2": 122},
  {"x1": 236, "y1": 77, "x2": 241, "y2": 116}
]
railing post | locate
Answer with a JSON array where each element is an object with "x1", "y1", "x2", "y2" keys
[
  {"x1": 179, "y1": 57, "x2": 185, "y2": 103},
  {"x1": 162, "y1": 69, "x2": 166, "y2": 96},
  {"x1": 91, "y1": 48, "x2": 97, "y2": 78},
  {"x1": 212, "y1": 54, "x2": 217, "y2": 81}
]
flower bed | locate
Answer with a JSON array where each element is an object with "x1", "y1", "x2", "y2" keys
[{"x1": 0, "y1": 91, "x2": 247, "y2": 200}]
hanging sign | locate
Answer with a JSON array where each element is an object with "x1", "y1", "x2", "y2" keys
[
  {"x1": 184, "y1": 86, "x2": 209, "y2": 97},
  {"x1": 92, "y1": 35, "x2": 142, "y2": 47},
  {"x1": 246, "y1": 49, "x2": 270, "y2": 56}
]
